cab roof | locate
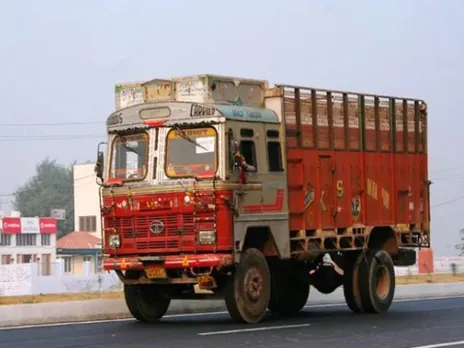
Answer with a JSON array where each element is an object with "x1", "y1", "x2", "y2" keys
[{"x1": 105, "y1": 101, "x2": 280, "y2": 132}]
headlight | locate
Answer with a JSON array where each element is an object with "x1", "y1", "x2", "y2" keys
[
  {"x1": 108, "y1": 234, "x2": 121, "y2": 248},
  {"x1": 198, "y1": 231, "x2": 216, "y2": 244}
]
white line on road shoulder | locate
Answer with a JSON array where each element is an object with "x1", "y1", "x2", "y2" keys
[
  {"x1": 198, "y1": 323, "x2": 311, "y2": 336},
  {"x1": 1, "y1": 294, "x2": 464, "y2": 331},
  {"x1": 409, "y1": 340, "x2": 464, "y2": 348}
]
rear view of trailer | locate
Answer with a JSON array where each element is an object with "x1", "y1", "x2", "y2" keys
[{"x1": 279, "y1": 85, "x2": 429, "y2": 253}]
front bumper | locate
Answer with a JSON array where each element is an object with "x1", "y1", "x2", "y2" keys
[{"x1": 103, "y1": 253, "x2": 234, "y2": 271}]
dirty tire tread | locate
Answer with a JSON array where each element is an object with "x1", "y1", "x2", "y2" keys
[
  {"x1": 224, "y1": 248, "x2": 271, "y2": 324},
  {"x1": 124, "y1": 285, "x2": 145, "y2": 322},
  {"x1": 124, "y1": 284, "x2": 171, "y2": 323},
  {"x1": 359, "y1": 249, "x2": 396, "y2": 314},
  {"x1": 343, "y1": 252, "x2": 364, "y2": 313}
]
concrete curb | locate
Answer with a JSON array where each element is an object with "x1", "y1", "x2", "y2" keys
[{"x1": 1, "y1": 282, "x2": 464, "y2": 328}]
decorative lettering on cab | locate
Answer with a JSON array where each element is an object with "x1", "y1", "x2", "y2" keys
[
  {"x1": 190, "y1": 104, "x2": 216, "y2": 117},
  {"x1": 107, "y1": 113, "x2": 123, "y2": 126}
]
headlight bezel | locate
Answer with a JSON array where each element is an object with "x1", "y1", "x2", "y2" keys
[
  {"x1": 197, "y1": 230, "x2": 216, "y2": 245},
  {"x1": 108, "y1": 234, "x2": 121, "y2": 248}
]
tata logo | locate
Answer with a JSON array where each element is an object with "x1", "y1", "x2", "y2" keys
[{"x1": 149, "y1": 220, "x2": 164, "y2": 234}]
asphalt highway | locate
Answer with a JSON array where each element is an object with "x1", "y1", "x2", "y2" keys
[{"x1": 1, "y1": 297, "x2": 464, "y2": 348}]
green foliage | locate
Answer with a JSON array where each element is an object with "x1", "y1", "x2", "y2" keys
[{"x1": 13, "y1": 158, "x2": 74, "y2": 238}]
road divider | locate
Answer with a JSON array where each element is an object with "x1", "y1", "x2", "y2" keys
[
  {"x1": 1, "y1": 282, "x2": 464, "y2": 328},
  {"x1": 2, "y1": 274, "x2": 464, "y2": 307}
]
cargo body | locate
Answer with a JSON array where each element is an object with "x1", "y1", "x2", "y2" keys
[
  {"x1": 95, "y1": 74, "x2": 429, "y2": 325},
  {"x1": 281, "y1": 86, "x2": 429, "y2": 252}
]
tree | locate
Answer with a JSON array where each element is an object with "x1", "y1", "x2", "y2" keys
[
  {"x1": 14, "y1": 158, "x2": 74, "y2": 238},
  {"x1": 456, "y1": 228, "x2": 464, "y2": 256}
]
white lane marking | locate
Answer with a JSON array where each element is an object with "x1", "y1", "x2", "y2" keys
[
  {"x1": 409, "y1": 340, "x2": 464, "y2": 348},
  {"x1": 198, "y1": 323, "x2": 311, "y2": 336},
  {"x1": 1, "y1": 294, "x2": 463, "y2": 331}
]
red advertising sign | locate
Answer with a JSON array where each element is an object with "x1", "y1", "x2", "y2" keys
[
  {"x1": 1, "y1": 217, "x2": 57, "y2": 234},
  {"x1": 39, "y1": 217, "x2": 57, "y2": 234},
  {"x1": 2, "y1": 217, "x2": 22, "y2": 234}
]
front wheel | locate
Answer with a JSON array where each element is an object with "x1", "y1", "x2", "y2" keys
[
  {"x1": 124, "y1": 284, "x2": 171, "y2": 323},
  {"x1": 224, "y1": 248, "x2": 271, "y2": 324}
]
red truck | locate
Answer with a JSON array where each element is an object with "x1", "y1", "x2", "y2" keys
[{"x1": 95, "y1": 74, "x2": 429, "y2": 324}]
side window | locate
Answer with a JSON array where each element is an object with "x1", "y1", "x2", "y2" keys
[
  {"x1": 267, "y1": 141, "x2": 283, "y2": 172},
  {"x1": 240, "y1": 140, "x2": 257, "y2": 169},
  {"x1": 240, "y1": 128, "x2": 254, "y2": 138}
]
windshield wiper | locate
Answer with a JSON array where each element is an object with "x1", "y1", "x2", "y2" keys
[{"x1": 174, "y1": 126, "x2": 208, "y2": 151}]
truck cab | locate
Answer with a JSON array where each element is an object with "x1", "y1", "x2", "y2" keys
[{"x1": 96, "y1": 74, "x2": 294, "y2": 324}]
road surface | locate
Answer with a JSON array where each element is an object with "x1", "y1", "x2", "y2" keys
[{"x1": 1, "y1": 297, "x2": 464, "y2": 348}]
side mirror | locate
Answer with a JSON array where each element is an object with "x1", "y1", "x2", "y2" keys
[
  {"x1": 95, "y1": 142, "x2": 107, "y2": 180},
  {"x1": 95, "y1": 151, "x2": 104, "y2": 179}
]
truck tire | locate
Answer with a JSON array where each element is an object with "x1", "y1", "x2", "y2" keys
[
  {"x1": 267, "y1": 268, "x2": 309, "y2": 316},
  {"x1": 124, "y1": 284, "x2": 171, "y2": 323},
  {"x1": 343, "y1": 252, "x2": 365, "y2": 313},
  {"x1": 224, "y1": 248, "x2": 271, "y2": 324},
  {"x1": 358, "y1": 249, "x2": 396, "y2": 314}
]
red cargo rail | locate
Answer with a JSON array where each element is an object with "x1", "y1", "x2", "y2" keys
[{"x1": 280, "y1": 85, "x2": 429, "y2": 253}]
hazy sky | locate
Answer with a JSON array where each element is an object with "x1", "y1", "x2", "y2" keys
[{"x1": 0, "y1": 0, "x2": 463, "y2": 256}]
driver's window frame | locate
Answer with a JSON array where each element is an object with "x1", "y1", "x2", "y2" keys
[
  {"x1": 164, "y1": 125, "x2": 219, "y2": 179},
  {"x1": 109, "y1": 131, "x2": 150, "y2": 182},
  {"x1": 227, "y1": 123, "x2": 266, "y2": 175}
]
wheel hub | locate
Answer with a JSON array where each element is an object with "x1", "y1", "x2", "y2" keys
[
  {"x1": 374, "y1": 265, "x2": 390, "y2": 299},
  {"x1": 244, "y1": 266, "x2": 264, "y2": 302}
]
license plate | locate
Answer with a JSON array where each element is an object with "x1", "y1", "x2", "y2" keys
[{"x1": 145, "y1": 267, "x2": 167, "y2": 279}]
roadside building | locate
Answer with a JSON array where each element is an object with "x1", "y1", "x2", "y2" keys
[
  {"x1": 56, "y1": 231, "x2": 102, "y2": 274},
  {"x1": 0, "y1": 216, "x2": 58, "y2": 275}
]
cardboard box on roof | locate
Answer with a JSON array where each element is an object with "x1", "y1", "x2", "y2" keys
[
  {"x1": 114, "y1": 81, "x2": 145, "y2": 110},
  {"x1": 114, "y1": 74, "x2": 269, "y2": 110},
  {"x1": 142, "y1": 79, "x2": 174, "y2": 103},
  {"x1": 173, "y1": 74, "x2": 268, "y2": 108}
]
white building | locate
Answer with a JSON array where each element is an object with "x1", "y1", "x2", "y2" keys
[
  {"x1": 73, "y1": 163, "x2": 102, "y2": 239},
  {"x1": 0, "y1": 216, "x2": 58, "y2": 275}
]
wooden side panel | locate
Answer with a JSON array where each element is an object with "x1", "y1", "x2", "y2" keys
[
  {"x1": 348, "y1": 98, "x2": 360, "y2": 150},
  {"x1": 319, "y1": 156, "x2": 335, "y2": 229},
  {"x1": 283, "y1": 98, "x2": 299, "y2": 148},
  {"x1": 316, "y1": 93, "x2": 330, "y2": 149},
  {"x1": 282, "y1": 86, "x2": 428, "y2": 235}
]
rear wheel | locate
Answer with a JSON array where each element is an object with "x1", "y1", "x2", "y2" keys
[
  {"x1": 343, "y1": 252, "x2": 365, "y2": 313},
  {"x1": 224, "y1": 248, "x2": 271, "y2": 324},
  {"x1": 343, "y1": 249, "x2": 396, "y2": 314},
  {"x1": 268, "y1": 267, "x2": 309, "y2": 316},
  {"x1": 124, "y1": 284, "x2": 171, "y2": 323},
  {"x1": 359, "y1": 249, "x2": 396, "y2": 313}
]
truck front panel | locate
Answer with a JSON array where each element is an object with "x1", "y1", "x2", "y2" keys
[{"x1": 102, "y1": 189, "x2": 234, "y2": 256}]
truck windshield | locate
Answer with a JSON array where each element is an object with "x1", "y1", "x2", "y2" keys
[
  {"x1": 110, "y1": 132, "x2": 149, "y2": 181},
  {"x1": 165, "y1": 127, "x2": 217, "y2": 178}
]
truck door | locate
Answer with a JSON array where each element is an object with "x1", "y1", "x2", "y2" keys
[{"x1": 319, "y1": 154, "x2": 336, "y2": 229}]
